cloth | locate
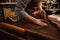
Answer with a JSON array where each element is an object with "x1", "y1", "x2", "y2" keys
[
  {"x1": 6, "y1": 17, "x2": 60, "y2": 40},
  {"x1": 15, "y1": 0, "x2": 31, "y2": 21}
]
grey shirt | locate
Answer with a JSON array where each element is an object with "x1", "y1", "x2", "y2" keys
[
  {"x1": 15, "y1": 0, "x2": 31, "y2": 21},
  {"x1": 15, "y1": 0, "x2": 41, "y2": 21}
]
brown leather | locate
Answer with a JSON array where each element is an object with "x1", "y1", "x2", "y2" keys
[{"x1": 5, "y1": 17, "x2": 60, "y2": 40}]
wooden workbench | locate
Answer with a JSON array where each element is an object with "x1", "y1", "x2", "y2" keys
[{"x1": 4, "y1": 16, "x2": 60, "y2": 40}]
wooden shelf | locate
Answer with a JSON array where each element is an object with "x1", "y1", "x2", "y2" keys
[
  {"x1": 0, "y1": 3, "x2": 16, "y2": 8},
  {"x1": 0, "y1": 2, "x2": 16, "y2": 5},
  {"x1": 46, "y1": 9, "x2": 60, "y2": 11},
  {"x1": 52, "y1": 2, "x2": 59, "y2": 4}
]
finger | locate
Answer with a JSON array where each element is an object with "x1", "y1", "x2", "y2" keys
[{"x1": 40, "y1": 22, "x2": 48, "y2": 26}]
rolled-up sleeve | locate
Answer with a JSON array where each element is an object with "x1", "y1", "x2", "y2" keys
[
  {"x1": 15, "y1": 7, "x2": 28, "y2": 21},
  {"x1": 15, "y1": 0, "x2": 31, "y2": 21},
  {"x1": 38, "y1": 1, "x2": 42, "y2": 7}
]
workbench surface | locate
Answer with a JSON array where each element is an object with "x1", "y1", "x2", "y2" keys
[{"x1": 5, "y1": 17, "x2": 60, "y2": 40}]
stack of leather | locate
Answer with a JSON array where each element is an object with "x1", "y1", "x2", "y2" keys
[{"x1": 0, "y1": 16, "x2": 59, "y2": 40}]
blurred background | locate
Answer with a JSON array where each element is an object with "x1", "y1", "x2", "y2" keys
[
  {"x1": 0, "y1": 0, "x2": 60, "y2": 22},
  {"x1": 0, "y1": 0, "x2": 60, "y2": 40}
]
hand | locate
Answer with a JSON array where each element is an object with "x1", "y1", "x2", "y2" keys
[
  {"x1": 33, "y1": 19, "x2": 48, "y2": 26},
  {"x1": 25, "y1": 12, "x2": 47, "y2": 26}
]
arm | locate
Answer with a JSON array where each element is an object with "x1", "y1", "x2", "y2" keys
[
  {"x1": 38, "y1": 1, "x2": 47, "y2": 20},
  {"x1": 15, "y1": 0, "x2": 47, "y2": 26},
  {"x1": 38, "y1": 1, "x2": 46, "y2": 14},
  {"x1": 22, "y1": 10, "x2": 47, "y2": 26},
  {"x1": 15, "y1": 7, "x2": 47, "y2": 26}
]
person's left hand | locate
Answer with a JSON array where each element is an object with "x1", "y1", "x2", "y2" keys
[{"x1": 33, "y1": 19, "x2": 48, "y2": 26}]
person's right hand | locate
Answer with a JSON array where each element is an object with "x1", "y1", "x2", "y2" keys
[{"x1": 32, "y1": 19, "x2": 48, "y2": 27}]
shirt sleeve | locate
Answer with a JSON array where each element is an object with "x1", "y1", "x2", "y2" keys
[
  {"x1": 38, "y1": 0, "x2": 42, "y2": 7},
  {"x1": 14, "y1": 0, "x2": 31, "y2": 21},
  {"x1": 15, "y1": 7, "x2": 28, "y2": 21}
]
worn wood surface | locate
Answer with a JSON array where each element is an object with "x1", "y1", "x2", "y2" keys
[{"x1": 5, "y1": 17, "x2": 60, "y2": 40}]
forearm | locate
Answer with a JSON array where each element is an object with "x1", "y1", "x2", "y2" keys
[
  {"x1": 24, "y1": 12, "x2": 36, "y2": 22},
  {"x1": 25, "y1": 12, "x2": 48, "y2": 26},
  {"x1": 38, "y1": 6, "x2": 46, "y2": 15},
  {"x1": 38, "y1": 1, "x2": 45, "y2": 13}
]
